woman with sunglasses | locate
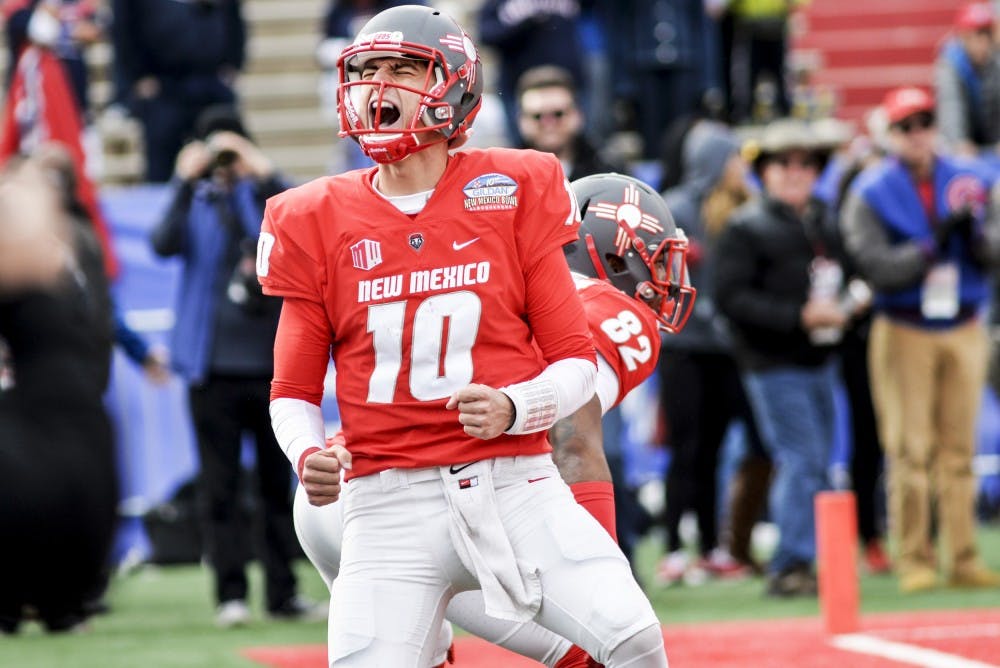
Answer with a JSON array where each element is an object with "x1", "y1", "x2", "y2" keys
[{"x1": 841, "y1": 85, "x2": 1000, "y2": 594}]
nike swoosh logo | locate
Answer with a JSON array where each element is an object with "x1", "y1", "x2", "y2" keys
[
  {"x1": 452, "y1": 237, "x2": 480, "y2": 251},
  {"x1": 527, "y1": 476, "x2": 550, "y2": 484},
  {"x1": 450, "y1": 462, "x2": 474, "y2": 475}
]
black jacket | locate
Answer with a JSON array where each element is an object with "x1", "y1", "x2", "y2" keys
[
  {"x1": 566, "y1": 135, "x2": 622, "y2": 181},
  {"x1": 714, "y1": 196, "x2": 844, "y2": 371},
  {"x1": 111, "y1": 0, "x2": 245, "y2": 97}
]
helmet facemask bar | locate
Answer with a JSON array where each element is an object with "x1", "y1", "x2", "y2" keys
[
  {"x1": 642, "y1": 235, "x2": 696, "y2": 333},
  {"x1": 581, "y1": 223, "x2": 696, "y2": 333},
  {"x1": 337, "y1": 42, "x2": 460, "y2": 162}
]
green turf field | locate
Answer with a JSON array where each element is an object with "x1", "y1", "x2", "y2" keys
[{"x1": 1, "y1": 524, "x2": 997, "y2": 668}]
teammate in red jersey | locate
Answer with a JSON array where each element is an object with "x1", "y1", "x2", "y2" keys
[{"x1": 288, "y1": 172, "x2": 695, "y2": 667}]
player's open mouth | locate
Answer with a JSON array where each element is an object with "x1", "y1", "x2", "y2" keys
[{"x1": 370, "y1": 100, "x2": 401, "y2": 128}]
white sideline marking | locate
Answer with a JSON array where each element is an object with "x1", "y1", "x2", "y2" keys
[
  {"x1": 876, "y1": 624, "x2": 1000, "y2": 641},
  {"x1": 831, "y1": 633, "x2": 999, "y2": 668}
]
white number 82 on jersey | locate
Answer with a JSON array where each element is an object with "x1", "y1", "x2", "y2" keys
[{"x1": 599, "y1": 309, "x2": 652, "y2": 372}]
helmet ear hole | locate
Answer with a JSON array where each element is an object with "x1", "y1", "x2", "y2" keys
[{"x1": 605, "y1": 253, "x2": 626, "y2": 273}]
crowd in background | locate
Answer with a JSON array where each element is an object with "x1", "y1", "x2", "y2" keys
[{"x1": 2, "y1": 0, "x2": 1000, "y2": 635}]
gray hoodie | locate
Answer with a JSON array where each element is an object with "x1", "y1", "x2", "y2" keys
[{"x1": 662, "y1": 121, "x2": 742, "y2": 351}]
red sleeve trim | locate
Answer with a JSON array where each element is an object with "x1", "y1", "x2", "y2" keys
[{"x1": 297, "y1": 447, "x2": 322, "y2": 481}]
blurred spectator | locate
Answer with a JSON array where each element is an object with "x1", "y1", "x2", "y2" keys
[
  {"x1": 655, "y1": 121, "x2": 765, "y2": 584},
  {"x1": 3, "y1": 0, "x2": 103, "y2": 122},
  {"x1": 150, "y1": 106, "x2": 321, "y2": 627},
  {"x1": 823, "y1": 124, "x2": 894, "y2": 576},
  {"x1": 715, "y1": 118, "x2": 853, "y2": 598},
  {"x1": 577, "y1": 1, "x2": 615, "y2": 144},
  {"x1": 0, "y1": 152, "x2": 117, "y2": 633},
  {"x1": 0, "y1": 13, "x2": 116, "y2": 276},
  {"x1": 110, "y1": 0, "x2": 246, "y2": 182},
  {"x1": 33, "y1": 142, "x2": 167, "y2": 617},
  {"x1": 477, "y1": 0, "x2": 584, "y2": 146},
  {"x1": 602, "y1": 0, "x2": 724, "y2": 160},
  {"x1": 712, "y1": 0, "x2": 803, "y2": 124},
  {"x1": 723, "y1": 434, "x2": 772, "y2": 574},
  {"x1": 32, "y1": 138, "x2": 170, "y2": 386},
  {"x1": 840, "y1": 87, "x2": 1000, "y2": 594},
  {"x1": 35, "y1": 134, "x2": 168, "y2": 387},
  {"x1": 515, "y1": 64, "x2": 622, "y2": 180},
  {"x1": 935, "y1": 2, "x2": 1000, "y2": 159},
  {"x1": 658, "y1": 97, "x2": 729, "y2": 192},
  {"x1": 114, "y1": 311, "x2": 171, "y2": 384},
  {"x1": 812, "y1": 117, "x2": 857, "y2": 208}
]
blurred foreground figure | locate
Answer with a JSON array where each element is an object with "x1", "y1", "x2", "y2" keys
[{"x1": 0, "y1": 153, "x2": 117, "y2": 633}]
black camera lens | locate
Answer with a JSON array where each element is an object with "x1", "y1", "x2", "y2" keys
[{"x1": 214, "y1": 149, "x2": 238, "y2": 168}]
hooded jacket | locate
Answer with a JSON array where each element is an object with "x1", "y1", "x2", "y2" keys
[{"x1": 662, "y1": 121, "x2": 742, "y2": 352}]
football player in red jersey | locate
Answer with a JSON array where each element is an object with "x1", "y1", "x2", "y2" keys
[
  {"x1": 257, "y1": 4, "x2": 678, "y2": 665},
  {"x1": 290, "y1": 173, "x2": 695, "y2": 667}
]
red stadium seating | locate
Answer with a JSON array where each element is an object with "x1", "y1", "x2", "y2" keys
[{"x1": 789, "y1": 0, "x2": 969, "y2": 122}]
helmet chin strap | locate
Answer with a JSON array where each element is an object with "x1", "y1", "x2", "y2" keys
[{"x1": 359, "y1": 128, "x2": 450, "y2": 163}]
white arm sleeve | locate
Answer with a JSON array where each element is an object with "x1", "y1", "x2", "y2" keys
[
  {"x1": 501, "y1": 356, "x2": 597, "y2": 435},
  {"x1": 269, "y1": 397, "x2": 326, "y2": 470},
  {"x1": 594, "y1": 353, "x2": 621, "y2": 417}
]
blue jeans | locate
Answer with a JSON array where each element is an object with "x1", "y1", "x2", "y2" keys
[{"x1": 742, "y1": 363, "x2": 837, "y2": 574}]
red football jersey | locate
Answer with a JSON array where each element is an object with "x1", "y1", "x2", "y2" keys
[
  {"x1": 259, "y1": 148, "x2": 593, "y2": 477},
  {"x1": 574, "y1": 274, "x2": 661, "y2": 407}
]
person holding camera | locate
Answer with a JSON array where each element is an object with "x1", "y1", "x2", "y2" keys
[
  {"x1": 841, "y1": 87, "x2": 1000, "y2": 594},
  {"x1": 150, "y1": 105, "x2": 322, "y2": 627}
]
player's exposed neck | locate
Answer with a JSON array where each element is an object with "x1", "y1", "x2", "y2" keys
[{"x1": 375, "y1": 145, "x2": 450, "y2": 197}]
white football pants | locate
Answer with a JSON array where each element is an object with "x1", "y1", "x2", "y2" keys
[{"x1": 296, "y1": 453, "x2": 665, "y2": 667}]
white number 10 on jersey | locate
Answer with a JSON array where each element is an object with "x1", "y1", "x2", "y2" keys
[{"x1": 366, "y1": 292, "x2": 482, "y2": 403}]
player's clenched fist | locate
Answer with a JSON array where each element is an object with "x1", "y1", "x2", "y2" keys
[
  {"x1": 300, "y1": 435, "x2": 352, "y2": 507},
  {"x1": 446, "y1": 384, "x2": 515, "y2": 440}
]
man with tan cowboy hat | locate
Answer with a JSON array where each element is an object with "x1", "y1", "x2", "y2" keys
[{"x1": 715, "y1": 116, "x2": 858, "y2": 597}]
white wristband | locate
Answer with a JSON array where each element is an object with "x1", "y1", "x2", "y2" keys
[
  {"x1": 501, "y1": 357, "x2": 596, "y2": 435},
  {"x1": 502, "y1": 378, "x2": 559, "y2": 434}
]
